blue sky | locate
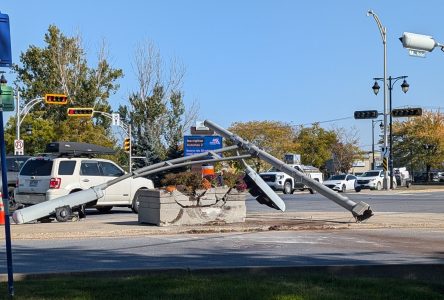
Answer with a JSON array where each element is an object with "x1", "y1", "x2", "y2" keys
[{"x1": 1, "y1": 0, "x2": 443, "y2": 151}]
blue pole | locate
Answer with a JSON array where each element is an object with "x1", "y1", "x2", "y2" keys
[{"x1": 0, "y1": 109, "x2": 14, "y2": 297}]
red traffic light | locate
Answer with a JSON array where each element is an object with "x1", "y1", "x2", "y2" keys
[
  {"x1": 45, "y1": 93, "x2": 68, "y2": 105},
  {"x1": 67, "y1": 107, "x2": 94, "y2": 117}
]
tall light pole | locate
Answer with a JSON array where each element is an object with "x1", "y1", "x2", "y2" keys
[
  {"x1": 367, "y1": 10, "x2": 389, "y2": 189},
  {"x1": 371, "y1": 119, "x2": 383, "y2": 169},
  {"x1": 372, "y1": 76, "x2": 409, "y2": 188}
]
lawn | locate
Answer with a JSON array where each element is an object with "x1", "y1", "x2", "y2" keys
[{"x1": 1, "y1": 269, "x2": 443, "y2": 299}]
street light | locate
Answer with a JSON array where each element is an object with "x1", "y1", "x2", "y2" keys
[
  {"x1": 371, "y1": 119, "x2": 383, "y2": 169},
  {"x1": 372, "y1": 76, "x2": 409, "y2": 188},
  {"x1": 367, "y1": 9, "x2": 389, "y2": 189}
]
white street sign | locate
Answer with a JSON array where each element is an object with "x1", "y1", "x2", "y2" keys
[
  {"x1": 408, "y1": 49, "x2": 426, "y2": 58},
  {"x1": 111, "y1": 113, "x2": 121, "y2": 126},
  {"x1": 14, "y1": 139, "x2": 24, "y2": 155}
]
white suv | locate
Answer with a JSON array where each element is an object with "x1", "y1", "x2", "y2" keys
[
  {"x1": 14, "y1": 143, "x2": 154, "y2": 213},
  {"x1": 356, "y1": 169, "x2": 397, "y2": 190}
]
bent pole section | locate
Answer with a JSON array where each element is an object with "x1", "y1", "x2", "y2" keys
[{"x1": 204, "y1": 120, "x2": 373, "y2": 221}]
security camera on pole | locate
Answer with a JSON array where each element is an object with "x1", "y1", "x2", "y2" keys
[{"x1": 399, "y1": 32, "x2": 444, "y2": 57}]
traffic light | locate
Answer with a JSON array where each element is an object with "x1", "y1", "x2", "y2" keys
[
  {"x1": 124, "y1": 138, "x2": 130, "y2": 152},
  {"x1": 391, "y1": 107, "x2": 422, "y2": 117},
  {"x1": 67, "y1": 107, "x2": 94, "y2": 117},
  {"x1": 45, "y1": 94, "x2": 68, "y2": 105},
  {"x1": 243, "y1": 165, "x2": 285, "y2": 211},
  {"x1": 354, "y1": 110, "x2": 379, "y2": 119}
]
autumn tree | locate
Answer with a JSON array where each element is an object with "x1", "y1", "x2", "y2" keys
[
  {"x1": 228, "y1": 121, "x2": 299, "y2": 172},
  {"x1": 392, "y1": 111, "x2": 444, "y2": 180},
  {"x1": 330, "y1": 127, "x2": 364, "y2": 173}
]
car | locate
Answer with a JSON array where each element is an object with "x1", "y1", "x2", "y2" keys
[
  {"x1": 14, "y1": 142, "x2": 154, "y2": 213},
  {"x1": 323, "y1": 174, "x2": 359, "y2": 193},
  {"x1": 357, "y1": 169, "x2": 397, "y2": 190},
  {"x1": 1, "y1": 155, "x2": 32, "y2": 208}
]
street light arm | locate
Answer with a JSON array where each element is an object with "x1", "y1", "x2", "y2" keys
[
  {"x1": 18, "y1": 97, "x2": 44, "y2": 127},
  {"x1": 367, "y1": 10, "x2": 386, "y2": 43}
]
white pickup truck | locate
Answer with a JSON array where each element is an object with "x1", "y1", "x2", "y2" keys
[{"x1": 259, "y1": 164, "x2": 324, "y2": 194}]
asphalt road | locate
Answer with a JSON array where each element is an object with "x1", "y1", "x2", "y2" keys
[
  {"x1": 247, "y1": 189, "x2": 444, "y2": 213},
  {"x1": 1, "y1": 189, "x2": 443, "y2": 275}
]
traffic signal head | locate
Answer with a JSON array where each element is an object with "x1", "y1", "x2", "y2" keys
[
  {"x1": 124, "y1": 138, "x2": 130, "y2": 152},
  {"x1": 392, "y1": 107, "x2": 423, "y2": 117},
  {"x1": 67, "y1": 107, "x2": 94, "y2": 117},
  {"x1": 45, "y1": 94, "x2": 68, "y2": 105},
  {"x1": 354, "y1": 110, "x2": 379, "y2": 119},
  {"x1": 243, "y1": 165, "x2": 285, "y2": 211}
]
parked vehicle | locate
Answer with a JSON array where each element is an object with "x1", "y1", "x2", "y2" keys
[
  {"x1": 259, "y1": 164, "x2": 323, "y2": 194},
  {"x1": 323, "y1": 174, "x2": 359, "y2": 193},
  {"x1": 393, "y1": 167, "x2": 411, "y2": 188},
  {"x1": 14, "y1": 142, "x2": 154, "y2": 213},
  {"x1": 1, "y1": 155, "x2": 32, "y2": 208},
  {"x1": 356, "y1": 169, "x2": 397, "y2": 190}
]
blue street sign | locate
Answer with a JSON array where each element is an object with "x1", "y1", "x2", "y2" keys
[
  {"x1": 0, "y1": 11, "x2": 12, "y2": 67},
  {"x1": 184, "y1": 135, "x2": 223, "y2": 157}
]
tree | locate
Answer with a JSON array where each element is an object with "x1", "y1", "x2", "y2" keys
[
  {"x1": 9, "y1": 25, "x2": 123, "y2": 154},
  {"x1": 295, "y1": 123, "x2": 337, "y2": 170},
  {"x1": 228, "y1": 121, "x2": 299, "y2": 172},
  {"x1": 119, "y1": 41, "x2": 198, "y2": 167},
  {"x1": 392, "y1": 111, "x2": 444, "y2": 180},
  {"x1": 4, "y1": 112, "x2": 57, "y2": 155},
  {"x1": 330, "y1": 127, "x2": 364, "y2": 174}
]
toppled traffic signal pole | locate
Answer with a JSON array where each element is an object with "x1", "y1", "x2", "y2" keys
[
  {"x1": 204, "y1": 120, "x2": 373, "y2": 222},
  {"x1": 12, "y1": 120, "x2": 372, "y2": 224}
]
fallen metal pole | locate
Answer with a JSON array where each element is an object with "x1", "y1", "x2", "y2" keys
[{"x1": 204, "y1": 120, "x2": 373, "y2": 221}]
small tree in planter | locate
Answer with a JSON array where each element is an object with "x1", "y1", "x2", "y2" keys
[{"x1": 160, "y1": 170, "x2": 246, "y2": 206}]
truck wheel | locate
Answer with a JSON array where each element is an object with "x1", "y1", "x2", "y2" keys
[
  {"x1": 309, "y1": 188, "x2": 315, "y2": 194},
  {"x1": 376, "y1": 182, "x2": 382, "y2": 191},
  {"x1": 283, "y1": 181, "x2": 292, "y2": 194},
  {"x1": 406, "y1": 181, "x2": 411, "y2": 188},
  {"x1": 341, "y1": 185, "x2": 346, "y2": 193}
]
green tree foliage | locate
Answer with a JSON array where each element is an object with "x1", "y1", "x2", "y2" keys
[
  {"x1": 294, "y1": 123, "x2": 337, "y2": 170},
  {"x1": 228, "y1": 121, "x2": 299, "y2": 172},
  {"x1": 4, "y1": 112, "x2": 57, "y2": 155},
  {"x1": 392, "y1": 111, "x2": 444, "y2": 177},
  {"x1": 8, "y1": 25, "x2": 123, "y2": 155}
]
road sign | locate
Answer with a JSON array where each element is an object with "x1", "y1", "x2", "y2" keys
[
  {"x1": 111, "y1": 113, "x2": 120, "y2": 126},
  {"x1": 382, "y1": 157, "x2": 388, "y2": 171},
  {"x1": 14, "y1": 139, "x2": 24, "y2": 155},
  {"x1": 408, "y1": 49, "x2": 426, "y2": 58}
]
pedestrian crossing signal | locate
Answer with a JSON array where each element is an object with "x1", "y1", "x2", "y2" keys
[
  {"x1": 67, "y1": 108, "x2": 94, "y2": 117},
  {"x1": 45, "y1": 94, "x2": 68, "y2": 105}
]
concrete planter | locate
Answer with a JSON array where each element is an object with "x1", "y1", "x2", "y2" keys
[{"x1": 138, "y1": 187, "x2": 246, "y2": 226}]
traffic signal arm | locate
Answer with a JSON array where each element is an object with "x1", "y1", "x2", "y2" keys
[
  {"x1": 45, "y1": 94, "x2": 68, "y2": 105},
  {"x1": 67, "y1": 108, "x2": 94, "y2": 117}
]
